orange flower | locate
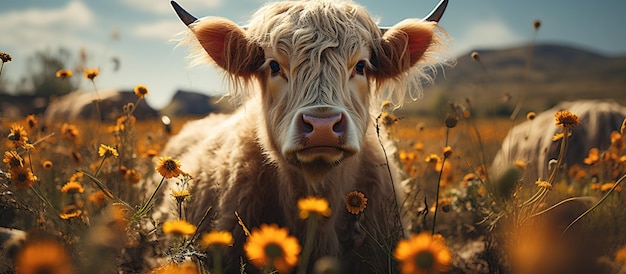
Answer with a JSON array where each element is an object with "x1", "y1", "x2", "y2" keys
[
  {"x1": 244, "y1": 224, "x2": 301, "y2": 273},
  {"x1": 42, "y1": 160, "x2": 54, "y2": 170},
  {"x1": 155, "y1": 156, "x2": 183, "y2": 178},
  {"x1": 61, "y1": 181, "x2": 84, "y2": 194},
  {"x1": 3, "y1": 150, "x2": 24, "y2": 168},
  {"x1": 98, "y1": 144, "x2": 119, "y2": 158},
  {"x1": 59, "y1": 205, "x2": 82, "y2": 219},
  {"x1": 554, "y1": 109, "x2": 580, "y2": 128},
  {"x1": 83, "y1": 68, "x2": 99, "y2": 80},
  {"x1": 345, "y1": 191, "x2": 367, "y2": 215},
  {"x1": 200, "y1": 230, "x2": 234, "y2": 248},
  {"x1": 162, "y1": 220, "x2": 196, "y2": 236},
  {"x1": 394, "y1": 232, "x2": 452, "y2": 274},
  {"x1": 583, "y1": 148, "x2": 600, "y2": 165},
  {"x1": 9, "y1": 166, "x2": 37, "y2": 189},
  {"x1": 55, "y1": 69, "x2": 73, "y2": 79},
  {"x1": 297, "y1": 196, "x2": 332, "y2": 219},
  {"x1": 13, "y1": 236, "x2": 72, "y2": 274},
  {"x1": 134, "y1": 84, "x2": 149, "y2": 98},
  {"x1": 8, "y1": 124, "x2": 28, "y2": 146}
]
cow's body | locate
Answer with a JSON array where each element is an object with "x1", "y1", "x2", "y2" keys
[
  {"x1": 492, "y1": 100, "x2": 626, "y2": 183},
  {"x1": 153, "y1": 0, "x2": 448, "y2": 272}
]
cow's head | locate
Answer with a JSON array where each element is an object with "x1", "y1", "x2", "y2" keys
[{"x1": 172, "y1": 0, "x2": 447, "y2": 178}]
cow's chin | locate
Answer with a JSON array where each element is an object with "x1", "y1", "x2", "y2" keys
[{"x1": 286, "y1": 146, "x2": 356, "y2": 176}]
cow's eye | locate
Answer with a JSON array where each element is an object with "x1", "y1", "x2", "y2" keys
[
  {"x1": 269, "y1": 61, "x2": 281, "y2": 74},
  {"x1": 354, "y1": 61, "x2": 366, "y2": 75}
]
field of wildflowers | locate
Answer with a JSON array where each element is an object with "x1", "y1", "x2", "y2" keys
[{"x1": 2, "y1": 19, "x2": 626, "y2": 274}]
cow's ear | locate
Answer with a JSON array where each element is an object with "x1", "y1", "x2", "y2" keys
[
  {"x1": 191, "y1": 17, "x2": 264, "y2": 77},
  {"x1": 371, "y1": 19, "x2": 436, "y2": 79}
]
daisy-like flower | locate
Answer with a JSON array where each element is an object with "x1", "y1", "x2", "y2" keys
[
  {"x1": 555, "y1": 109, "x2": 580, "y2": 128},
  {"x1": 83, "y1": 68, "x2": 99, "y2": 80},
  {"x1": 244, "y1": 223, "x2": 301, "y2": 273},
  {"x1": 59, "y1": 205, "x2": 82, "y2": 220},
  {"x1": 134, "y1": 84, "x2": 149, "y2": 98},
  {"x1": 156, "y1": 156, "x2": 183, "y2": 178},
  {"x1": 9, "y1": 166, "x2": 37, "y2": 189},
  {"x1": 200, "y1": 230, "x2": 234, "y2": 248},
  {"x1": 171, "y1": 188, "x2": 191, "y2": 203},
  {"x1": 394, "y1": 232, "x2": 452, "y2": 274},
  {"x1": 61, "y1": 123, "x2": 79, "y2": 142},
  {"x1": 297, "y1": 196, "x2": 332, "y2": 219},
  {"x1": 26, "y1": 114, "x2": 38, "y2": 129},
  {"x1": 61, "y1": 181, "x2": 84, "y2": 194},
  {"x1": 89, "y1": 191, "x2": 108, "y2": 207},
  {"x1": 526, "y1": 111, "x2": 537, "y2": 121},
  {"x1": 98, "y1": 144, "x2": 119, "y2": 158},
  {"x1": 13, "y1": 236, "x2": 72, "y2": 274},
  {"x1": 162, "y1": 220, "x2": 196, "y2": 236},
  {"x1": 3, "y1": 150, "x2": 24, "y2": 168},
  {"x1": 55, "y1": 69, "x2": 73, "y2": 79},
  {"x1": 345, "y1": 191, "x2": 367, "y2": 215},
  {"x1": 8, "y1": 124, "x2": 28, "y2": 146}
]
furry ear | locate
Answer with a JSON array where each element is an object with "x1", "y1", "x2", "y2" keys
[
  {"x1": 371, "y1": 19, "x2": 436, "y2": 79},
  {"x1": 191, "y1": 17, "x2": 264, "y2": 77}
]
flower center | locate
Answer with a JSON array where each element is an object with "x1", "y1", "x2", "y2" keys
[
  {"x1": 18, "y1": 173, "x2": 28, "y2": 181},
  {"x1": 349, "y1": 196, "x2": 361, "y2": 207},
  {"x1": 414, "y1": 250, "x2": 435, "y2": 270},
  {"x1": 164, "y1": 160, "x2": 177, "y2": 171},
  {"x1": 264, "y1": 243, "x2": 283, "y2": 259}
]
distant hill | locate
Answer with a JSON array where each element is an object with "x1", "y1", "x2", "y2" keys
[{"x1": 401, "y1": 43, "x2": 626, "y2": 117}]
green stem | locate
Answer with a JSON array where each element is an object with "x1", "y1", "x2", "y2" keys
[
  {"x1": 132, "y1": 177, "x2": 165, "y2": 221},
  {"x1": 432, "y1": 127, "x2": 450, "y2": 235},
  {"x1": 297, "y1": 214, "x2": 318, "y2": 274}
]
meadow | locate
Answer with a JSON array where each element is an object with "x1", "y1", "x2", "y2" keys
[{"x1": 1, "y1": 21, "x2": 626, "y2": 274}]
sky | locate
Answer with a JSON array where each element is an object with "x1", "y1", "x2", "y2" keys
[{"x1": 2, "y1": 0, "x2": 625, "y2": 110}]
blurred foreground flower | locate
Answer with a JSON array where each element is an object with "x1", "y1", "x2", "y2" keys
[
  {"x1": 245, "y1": 223, "x2": 301, "y2": 273},
  {"x1": 298, "y1": 196, "x2": 331, "y2": 219},
  {"x1": 14, "y1": 236, "x2": 72, "y2": 274},
  {"x1": 200, "y1": 230, "x2": 234, "y2": 248},
  {"x1": 162, "y1": 220, "x2": 196, "y2": 236},
  {"x1": 394, "y1": 232, "x2": 452, "y2": 274},
  {"x1": 55, "y1": 69, "x2": 73, "y2": 79}
]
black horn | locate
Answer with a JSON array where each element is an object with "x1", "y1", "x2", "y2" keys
[
  {"x1": 171, "y1": 1, "x2": 198, "y2": 26},
  {"x1": 423, "y1": 0, "x2": 448, "y2": 22}
]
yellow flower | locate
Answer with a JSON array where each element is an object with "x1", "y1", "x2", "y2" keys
[
  {"x1": 59, "y1": 205, "x2": 82, "y2": 220},
  {"x1": 8, "y1": 124, "x2": 28, "y2": 146},
  {"x1": 583, "y1": 148, "x2": 600, "y2": 165},
  {"x1": 83, "y1": 68, "x2": 99, "y2": 80},
  {"x1": 10, "y1": 166, "x2": 37, "y2": 190},
  {"x1": 89, "y1": 191, "x2": 108, "y2": 207},
  {"x1": 156, "y1": 156, "x2": 183, "y2": 178},
  {"x1": 61, "y1": 181, "x2": 84, "y2": 194},
  {"x1": 26, "y1": 114, "x2": 38, "y2": 129},
  {"x1": 162, "y1": 220, "x2": 196, "y2": 236},
  {"x1": 600, "y1": 182, "x2": 622, "y2": 192},
  {"x1": 244, "y1": 223, "x2": 301, "y2": 273},
  {"x1": 124, "y1": 169, "x2": 142, "y2": 184},
  {"x1": 134, "y1": 84, "x2": 149, "y2": 98},
  {"x1": 297, "y1": 196, "x2": 332, "y2": 219},
  {"x1": 3, "y1": 150, "x2": 24, "y2": 168},
  {"x1": 200, "y1": 230, "x2": 234, "y2": 248},
  {"x1": 98, "y1": 144, "x2": 119, "y2": 158},
  {"x1": 55, "y1": 69, "x2": 73, "y2": 79},
  {"x1": 61, "y1": 123, "x2": 79, "y2": 142},
  {"x1": 380, "y1": 112, "x2": 397, "y2": 127},
  {"x1": 13, "y1": 236, "x2": 72, "y2": 274},
  {"x1": 526, "y1": 111, "x2": 537, "y2": 120},
  {"x1": 555, "y1": 109, "x2": 580, "y2": 128},
  {"x1": 345, "y1": 191, "x2": 367, "y2": 215},
  {"x1": 425, "y1": 154, "x2": 441, "y2": 165},
  {"x1": 394, "y1": 232, "x2": 452, "y2": 274},
  {"x1": 171, "y1": 188, "x2": 191, "y2": 203},
  {"x1": 152, "y1": 262, "x2": 199, "y2": 274}
]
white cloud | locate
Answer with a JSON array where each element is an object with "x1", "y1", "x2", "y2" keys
[
  {"x1": 119, "y1": 0, "x2": 223, "y2": 14},
  {"x1": 452, "y1": 18, "x2": 526, "y2": 55},
  {"x1": 133, "y1": 20, "x2": 187, "y2": 41},
  {"x1": 0, "y1": 1, "x2": 97, "y2": 55}
]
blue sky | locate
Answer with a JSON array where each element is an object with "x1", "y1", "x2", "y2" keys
[{"x1": 2, "y1": 0, "x2": 625, "y2": 109}]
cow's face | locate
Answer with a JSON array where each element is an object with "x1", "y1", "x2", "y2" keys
[{"x1": 173, "y1": 0, "x2": 444, "y2": 177}]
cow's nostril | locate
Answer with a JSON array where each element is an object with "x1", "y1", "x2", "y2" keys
[{"x1": 300, "y1": 113, "x2": 345, "y2": 142}]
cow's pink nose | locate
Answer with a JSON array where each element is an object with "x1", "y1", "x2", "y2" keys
[{"x1": 299, "y1": 113, "x2": 346, "y2": 146}]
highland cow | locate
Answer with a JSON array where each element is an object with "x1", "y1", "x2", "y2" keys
[{"x1": 154, "y1": 0, "x2": 449, "y2": 272}]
